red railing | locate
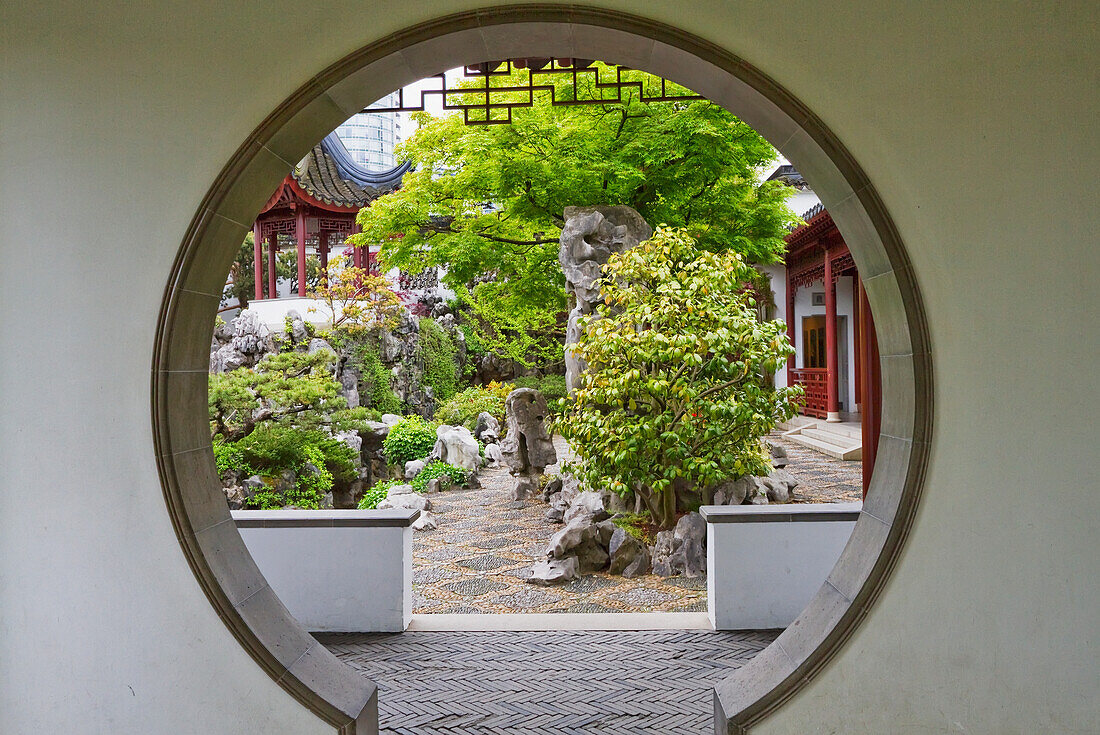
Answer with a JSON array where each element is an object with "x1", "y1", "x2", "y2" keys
[{"x1": 790, "y1": 367, "x2": 828, "y2": 418}]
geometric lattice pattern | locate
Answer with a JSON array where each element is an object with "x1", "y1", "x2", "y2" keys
[{"x1": 319, "y1": 628, "x2": 778, "y2": 734}]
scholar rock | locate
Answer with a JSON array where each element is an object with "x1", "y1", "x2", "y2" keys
[
  {"x1": 608, "y1": 527, "x2": 651, "y2": 578},
  {"x1": 405, "y1": 459, "x2": 426, "y2": 479},
  {"x1": 431, "y1": 425, "x2": 480, "y2": 471},
  {"x1": 767, "y1": 440, "x2": 789, "y2": 468},
  {"x1": 563, "y1": 491, "x2": 609, "y2": 524},
  {"x1": 500, "y1": 388, "x2": 557, "y2": 473},
  {"x1": 412, "y1": 511, "x2": 438, "y2": 532},
  {"x1": 285, "y1": 310, "x2": 310, "y2": 344},
  {"x1": 558, "y1": 205, "x2": 652, "y2": 392},
  {"x1": 378, "y1": 492, "x2": 431, "y2": 513},
  {"x1": 474, "y1": 412, "x2": 501, "y2": 443},
  {"x1": 511, "y1": 475, "x2": 538, "y2": 501},
  {"x1": 306, "y1": 337, "x2": 334, "y2": 356},
  {"x1": 483, "y1": 442, "x2": 503, "y2": 467},
  {"x1": 380, "y1": 414, "x2": 403, "y2": 426},
  {"x1": 425, "y1": 477, "x2": 450, "y2": 494},
  {"x1": 527, "y1": 557, "x2": 578, "y2": 586}
]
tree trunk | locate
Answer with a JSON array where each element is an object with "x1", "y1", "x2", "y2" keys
[{"x1": 637, "y1": 483, "x2": 678, "y2": 530}]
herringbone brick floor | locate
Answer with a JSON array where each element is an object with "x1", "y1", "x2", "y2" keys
[{"x1": 320, "y1": 628, "x2": 778, "y2": 734}]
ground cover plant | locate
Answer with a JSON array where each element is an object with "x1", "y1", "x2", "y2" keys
[{"x1": 555, "y1": 227, "x2": 802, "y2": 529}]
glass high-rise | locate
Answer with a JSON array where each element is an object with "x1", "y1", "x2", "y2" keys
[{"x1": 334, "y1": 92, "x2": 402, "y2": 170}]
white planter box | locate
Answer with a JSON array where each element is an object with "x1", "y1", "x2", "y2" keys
[
  {"x1": 232, "y1": 509, "x2": 418, "y2": 633},
  {"x1": 702, "y1": 503, "x2": 861, "y2": 630}
]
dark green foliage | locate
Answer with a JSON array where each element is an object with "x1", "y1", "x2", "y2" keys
[
  {"x1": 212, "y1": 438, "x2": 252, "y2": 477},
  {"x1": 382, "y1": 416, "x2": 437, "y2": 466},
  {"x1": 355, "y1": 342, "x2": 403, "y2": 414},
  {"x1": 419, "y1": 319, "x2": 459, "y2": 403},
  {"x1": 237, "y1": 424, "x2": 357, "y2": 486},
  {"x1": 209, "y1": 349, "x2": 373, "y2": 442},
  {"x1": 410, "y1": 461, "x2": 470, "y2": 493}
]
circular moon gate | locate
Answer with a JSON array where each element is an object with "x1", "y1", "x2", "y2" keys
[{"x1": 152, "y1": 6, "x2": 932, "y2": 733}]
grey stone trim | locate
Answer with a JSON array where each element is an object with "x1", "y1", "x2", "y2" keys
[
  {"x1": 233, "y1": 509, "x2": 420, "y2": 529},
  {"x1": 701, "y1": 503, "x2": 862, "y2": 524},
  {"x1": 151, "y1": 6, "x2": 932, "y2": 735}
]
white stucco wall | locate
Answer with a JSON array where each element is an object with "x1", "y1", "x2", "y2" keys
[{"x1": 1, "y1": 3, "x2": 1096, "y2": 735}]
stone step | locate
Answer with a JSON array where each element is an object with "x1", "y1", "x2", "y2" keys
[
  {"x1": 801, "y1": 427, "x2": 858, "y2": 448},
  {"x1": 787, "y1": 432, "x2": 863, "y2": 461}
]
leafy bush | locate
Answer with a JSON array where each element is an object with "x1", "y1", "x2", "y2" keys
[
  {"x1": 410, "y1": 461, "x2": 470, "y2": 493},
  {"x1": 433, "y1": 381, "x2": 512, "y2": 429},
  {"x1": 555, "y1": 227, "x2": 800, "y2": 529},
  {"x1": 237, "y1": 424, "x2": 358, "y2": 486},
  {"x1": 419, "y1": 318, "x2": 459, "y2": 403},
  {"x1": 382, "y1": 416, "x2": 437, "y2": 466},
  {"x1": 212, "y1": 438, "x2": 252, "y2": 477},
  {"x1": 296, "y1": 445, "x2": 334, "y2": 498},
  {"x1": 355, "y1": 342, "x2": 403, "y2": 414},
  {"x1": 357, "y1": 478, "x2": 399, "y2": 510}
]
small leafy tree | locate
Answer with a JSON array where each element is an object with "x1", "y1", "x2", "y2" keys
[
  {"x1": 555, "y1": 227, "x2": 801, "y2": 530},
  {"x1": 309, "y1": 254, "x2": 403, "y2": 336},
  {"x1": 208, "y1": 349, "x2": 373, "y2": 442}
]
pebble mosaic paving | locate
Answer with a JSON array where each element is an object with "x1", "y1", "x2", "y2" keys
[{"x1": 412, "y1": 434, "x2": 861, "y2": 615}]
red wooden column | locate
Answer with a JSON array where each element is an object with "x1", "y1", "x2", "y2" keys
[
  {"x1": 319, "y1": 230, "x2": 329, "y2": 283},
  {"x1": 266, "y1": 231, "x2": 278, "y2": 299},
  {"x1": 858, "y1": 280, "x2": 882, "y2": 497},
  {"x1": 785, "y1": 265, "x2": 796, "y2": 387},
  {"x1": 252, "y1": 223, "x2": 264, "y2": 301},
  {"x1": 824, "y1": 249, "x2": 841, "y2": 422},
  {"x1": 295, "y1": 209, "x2": 307, "y2": 298},
  {"x1": 853, "y1": 284, "x2": 863, "y2": 413}
]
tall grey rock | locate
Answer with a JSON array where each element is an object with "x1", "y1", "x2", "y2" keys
[
  {"x1": 558, "y1": 205, "x2": 652, "y2": 393},
  {"x1": 500, "y1": 388, "x2": 557, "y2": 500}
]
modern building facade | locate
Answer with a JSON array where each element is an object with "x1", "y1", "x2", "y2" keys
[{"x1": 334, "y1": 93, "x2": 403, "y2": 171}]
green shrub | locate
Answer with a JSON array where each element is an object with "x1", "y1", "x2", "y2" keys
[
  {"x1": 355, "y1": 342, "x2": 403, "y2": 414},
  {"x1": 433, "y1": 381, "x2": 512, "y2": 429},
  {"x1": 382, "y1": 416, "x2": 437, "y2": 466},
  {"x1": 410, "y1": 461, "x2": 470, "y2": 493},
  {"x1": 212, "y1": 438, "x2": 252, "y2": 477},
  {"x1": 419, "y1": 318, "x2": 459, "y2": 402},
  {"x1": 233, "y1": 424, "x2": 358, "y2": 510},
  {"x1": 296, "y1": 445, "x2": 334, "y2": 497},
  {"x1": 357, "y1": 478, "x2": 399, "y2": 510}
]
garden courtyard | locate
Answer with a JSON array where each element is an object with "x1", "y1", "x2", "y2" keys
[{"x1": 410, "y1": 434, "x2": 860, "y2": 616}]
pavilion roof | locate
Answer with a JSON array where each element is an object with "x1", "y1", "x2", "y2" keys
[{"x1": 291, "y1": 135, "x2": 408, "y2": 209}]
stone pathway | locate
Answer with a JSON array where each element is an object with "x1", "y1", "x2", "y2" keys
[
  {"x1": 412, "y1": 455, "x2": 706, "y2": 614},
  {"x1": 771, "y1": 433, "x2": 863, "y2": 504},
  {"x1": 412, "y1": 435, "x2": 861, "y2": 614},
  {"x1": 320, "y1": 628, "x2": 777, "y2": 734}
]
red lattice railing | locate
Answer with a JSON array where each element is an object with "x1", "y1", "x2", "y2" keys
[{"x1": 790, "y1": 367, "x2": 828, "y2": 418}]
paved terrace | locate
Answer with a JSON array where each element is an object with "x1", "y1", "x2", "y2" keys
[{"x1": 320, "y1": 628, "x2": 778, "y2": 734}]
